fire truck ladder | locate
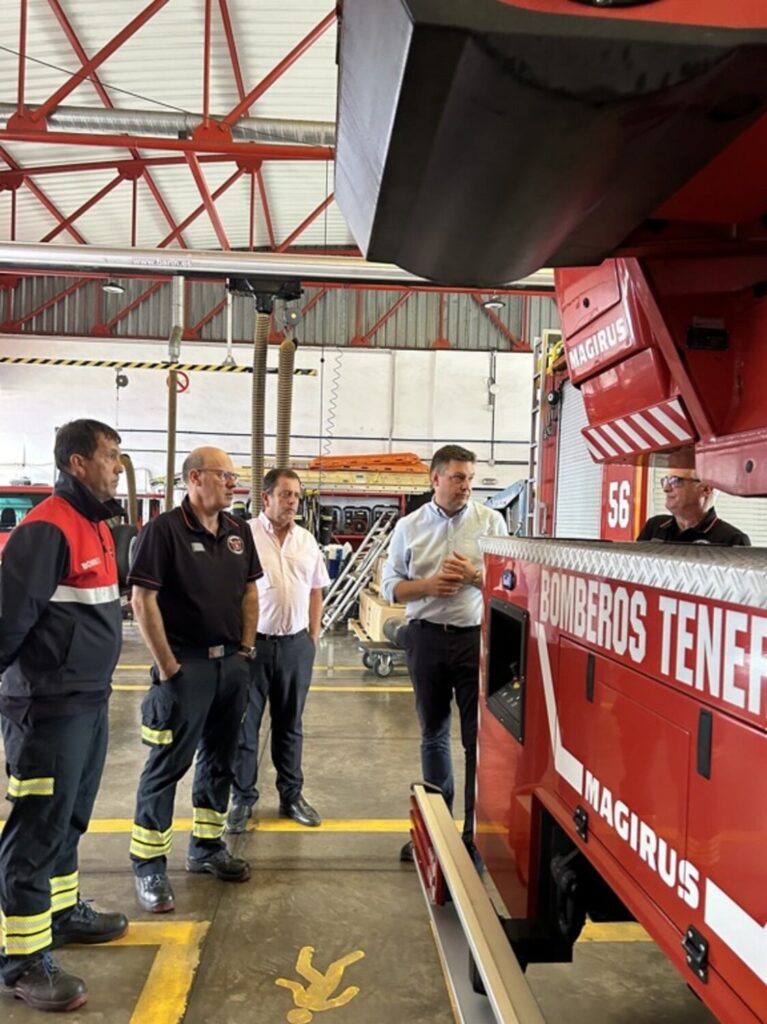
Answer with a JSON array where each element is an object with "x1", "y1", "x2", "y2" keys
[
  {"x1": 320, "y1": 508, "x2": 398, "y2": 637},
  {"x1": 526, "y1": 334, "x2": 545, "y2": 536}
]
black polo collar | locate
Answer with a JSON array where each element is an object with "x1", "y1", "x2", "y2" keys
[{"x1": 179, "y1": 495, "x2": 238, "y2": 537}]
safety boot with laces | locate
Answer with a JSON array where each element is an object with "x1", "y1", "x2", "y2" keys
[
  {"x1": 51, "y1": 897, "x2": 128, "y2": 948},
  {"x1": 5, "y1": 952, "x2": 88, "y2": 1012}
]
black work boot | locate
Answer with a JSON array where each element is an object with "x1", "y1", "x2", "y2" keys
[
  {"x1": 4, "y1": 953, "x2": 88, "y2": 1012},
  {"x1": 186, "y1": 848, "x2": 250, "y2": 881},
  {"x1": 134, "y1": 873, "x2": 175, "y2": 913},
  {"x1": 52, "y1": 898, "x2": 129, "y2": 948}
]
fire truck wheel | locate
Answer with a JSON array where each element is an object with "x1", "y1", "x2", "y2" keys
[
  {"x1": 374, "y1": 654, "x2": 393, "y2": 677},
  {"x1": 112, "y1": 523, "x2": 139, "y2": 589}
]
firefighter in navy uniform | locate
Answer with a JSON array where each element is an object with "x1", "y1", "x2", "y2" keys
[
  {"x1": 0, "y1": 419, "x2": 128, "y2": 1013},
  {"x1": 637, "y1": 467, "x2": 750, "y2": 546},
  {"x1": 128, "y1": 447, "x2": 260, "y2": 914}
]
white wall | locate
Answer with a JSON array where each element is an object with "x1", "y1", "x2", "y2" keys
[{"x1": 0, "y1": 335, "x2": 533, "y2": 493}]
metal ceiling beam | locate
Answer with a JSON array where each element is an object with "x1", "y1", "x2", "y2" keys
[
  {"x1": 223, "y1": 10, "x2": 337, "y2": 127},
  {"x1": 219, "y1": 0, "x2": 247, "y2": 104},
  {"x1": 0, "y1": 241, "x2": 554, "y2": 290},
  {"x1": 101, "y1": 280, "x2": 167, "y2": 333},
  {"x1": 185, "y1": 153, "x2": 230, "y2": 250},
  {"x1": 5, "y1": 278, "x2": 90, "y2": 330},
  {"x1": 277, "y1": 193, "x2": 334, "y2": 254},
  {"x1": 0, "y1": 129, "x2": 333, "y2": 161},
  {"x1": 28, "y1": 0, "x2": 171, "y2": 125},
  {"x1": 470, "y1": 293, "x2": 524, "y2": 352},
  {"x1": 0, "y1": 154, "x2": 234, "y2": 179},
  {"x1": 44, "y1": 0, "x2": 189, "y2": 248},
  {"x1": 257, "y1": 169, "x2": 276, "y2": 249},
  {"x1": 158, "y1": 169, "x2": 243, "y2": 249},
  {"x1": 40, "y1": 174, "x2": 123, "y2": 244},
  {"x1": 0, "y1": 146, "x2": 88, "y2": 245},
  {"x1": 359, "y1": 291, "x2": 413, "y2": 346},
  {"x1": 17, "y1": 0, "x2": 28, "y2": 118}
]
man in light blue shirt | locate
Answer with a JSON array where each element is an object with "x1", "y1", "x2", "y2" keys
[{"x1": 381, "y1": 444, "x2": 507, "y2": 863}]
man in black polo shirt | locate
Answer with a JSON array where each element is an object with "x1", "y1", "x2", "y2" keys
[
  {"x1": 127, "y1": 447, "x2": 261, "y2": 913},
  {"x1": 637, "y1": 467, "x2": 750, "y2": 546}
]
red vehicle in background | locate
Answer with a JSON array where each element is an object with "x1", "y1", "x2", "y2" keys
[
  {"x1": 0, "y1": 485, "x2": 163, "y2": 561},
  {"x1": 0, "y1": 486, "x2": 51, "y2": 559}
]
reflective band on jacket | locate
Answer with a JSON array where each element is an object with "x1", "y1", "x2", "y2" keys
[
  {"x1": 130, "y1": 823, "x2": 173, "y2": 859},
  {"x1": 192, "y1": 806, "x2": 226, "y2": 840},
  {"x1": 51, "y1": 583, "x2": 120, "y2": 605},
  {"x1": 141, "y1": 725, "x2": 173, "y2": 745},
  {"x1": 50, "y1": 870, "x2": 79, "y2": 914},
  {"x1": 8, "y1": 775, "x2": 54, "y2": 798},
  {"x1": 1, "y1": 909, "x2": 52, "y2": 957}
]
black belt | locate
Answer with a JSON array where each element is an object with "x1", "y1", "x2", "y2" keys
[
  {"x1": 413, "y1": 620, "x2": 480, "y2": 635},
  {"x1": 174, "y1": 643, "x2": 239, "y2": 660},
  {"x1": 256, "y1": 628, "x2": 307, "y2": 642}
]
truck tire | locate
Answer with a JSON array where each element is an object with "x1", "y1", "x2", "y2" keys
[{"x1": 112, "y1": 523, "x2": 139, "y2": 589}]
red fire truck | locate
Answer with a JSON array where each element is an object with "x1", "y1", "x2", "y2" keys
[{"x1": 334, "y1": 2, "x2": 767, "y2": 1022}]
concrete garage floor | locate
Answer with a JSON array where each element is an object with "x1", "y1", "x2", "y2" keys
[{"x1": 1, "y1": 623, "x2": 717, "y2": 1024}]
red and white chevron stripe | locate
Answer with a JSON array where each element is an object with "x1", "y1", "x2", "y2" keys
[{"x1": 582, "y1": 397, "x2": 695, "y2": 461}]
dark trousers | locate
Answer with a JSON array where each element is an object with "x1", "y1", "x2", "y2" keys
[
  {"x1": 130, "y1": 653, "x2": 249, "y2": 875},
  {"x1": 405, "y1": 623, "x2": 481, "y2": 841},
  {"x1": 231, "y1": 630, "x2": 315, "y2": 807},
  {"x1": 0, "y1": 705, "x2": 108, "y2": 983}
]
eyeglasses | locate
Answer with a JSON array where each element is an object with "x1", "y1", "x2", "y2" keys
[
  {"x1": 660, "y1": 475, "x2": 701, "y2": 489},
  {"x1": 199, "y1": 468, "x2": 239, "y2": 483}
]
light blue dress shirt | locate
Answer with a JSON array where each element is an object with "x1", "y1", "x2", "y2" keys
[{"x1": 381, "y1": 500, "x2": 508, "y2": 627}]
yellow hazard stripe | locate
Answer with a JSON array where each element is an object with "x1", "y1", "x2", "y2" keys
[
  {"x1": 192, "y1": 806, "x2": 226, "y2": 839},
  {"x1": 192, "y1": 823, "x2": 226, "y2": 839},
  {"x1": 1, "y1": 908, "x2": 53, "y2": 956},
  {"x1": 2, "y1": 927, "x2": 53, "y2": 956},
  {"x1": 50, "y1": 869, "x2": 79, "y2": 896},
  {"x1": 141, "y1": 725, "x2": 173, "y2": 745},
  {"x1": 8, "y1": 775, "x2": 54, "y2": 798},
  {"x1": 0, "y1": 356, "x2": 316, "y2": 376},
  {"x1": 1, "y1": 908, "x2": 51, "y2": 934},
  {"x1": 50, "y1": 870, "x2": 79, "y2": 913},
  {"x1": 130, "y1": 824, "x2": 174, "y2": 859},
  {"x1": 193, "y1": 807, "x2": 226, "y2": 825}
]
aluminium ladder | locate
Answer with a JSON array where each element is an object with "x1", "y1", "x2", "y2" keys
[{"x1": 320, "y1": 508, "x2": 398, "y2": 637}]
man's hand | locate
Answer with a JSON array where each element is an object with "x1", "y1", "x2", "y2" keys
[
  {"x1": 424, "y1": 568, "x2": 463, "y2": 597},
  {"x1": 159, "y1": 659, "x2": 182, "y2": 681},
  {"x1": 442, "y1": 552, "x2": 477, "y2": 586}
]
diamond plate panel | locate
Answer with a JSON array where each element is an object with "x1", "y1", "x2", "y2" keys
[{"x1": 479, "y1": 537, "x2": 767, "y2": 609}]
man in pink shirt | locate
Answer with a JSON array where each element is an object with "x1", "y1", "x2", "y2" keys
[{"x1": 227, "y1": 469, "x2": 329, "y2": 832}]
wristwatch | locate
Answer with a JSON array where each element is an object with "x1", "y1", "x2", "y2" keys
[{"x1": 238, "y1": 643, "x2": 257, "y2": 661}]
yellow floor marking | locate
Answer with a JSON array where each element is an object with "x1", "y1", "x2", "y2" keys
[
  {"x1": 579, "y1": 921, "x2": 651, "y2": 943},
  {"x1": 113, "y1": 683, "x2": 411, "y2": 693},
  {"x1": 110, "y1": 920, "x2": 210, "y2": 1024},
  {"x1": 276, "y1": 945, "x2": 365, "y2": 1021}
]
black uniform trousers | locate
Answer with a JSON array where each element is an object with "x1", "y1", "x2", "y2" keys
[
  {"x1": 231, "y1": 630, "x2": 315, "y2": 807},
  {"x1": 0, "y1": 705, "x2": 108, "y2": 983},
  {"x1": 130, "y1": 652, "x2": 249, "y2": 875},
  {"x1": 405, "y1": 622, "x2": 481, "y2": 842}
]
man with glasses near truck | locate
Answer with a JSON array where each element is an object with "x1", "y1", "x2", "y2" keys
[{"x1": 637, "y1": 466, "x2": 750, "y2": 545}]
